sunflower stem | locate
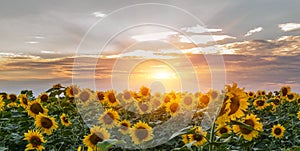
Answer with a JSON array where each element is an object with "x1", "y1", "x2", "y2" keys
[{"x1": 208, "y1": 122, "x2": 215, "y2": 151}]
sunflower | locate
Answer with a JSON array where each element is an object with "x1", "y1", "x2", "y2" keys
[
  {"x1": 280, "y1": 86, "x2": 291, "y2": 98},
  {"x1": 297, "y1": 98, "x2": 300, "y2": 105},
  {"x1": 286, "y1": 92, "x2": 297, "y2": 102},
  {"x1": 27, "y1": 99, "x2": 48, "y2": 118},
  {"x1": 297, "y1": 111, "x2": 300, "y2": 120},
  {"x1": 225, "y1": 89, "x2": 249, "y2": 121},
  {"x1": 104, "y1": 90, "x2": 119, "y2": 107},
  {"x1": 0, "y1": 96, "x2": 5, "y2": 111},
  {"x1": 198, "y1": 94, "x2": 211, "y2": 108},
  {"x1": 139, "y1": 86, "x2": 151, "y2": 98},
  {"x1": 247, "y1": 91, "x2": 256, "y2": 99},
  {"x1": 98, "y1": 109, "x2": 120, "y2": 129},
  {"x1": 271, "y1": 124, "x2": 285, "y2": 139},
  {"x1": 76, "y1": 89, "x2": 94, "y2": 104},
  {"x1": 118, "y1": 120, "x2": 131, "y2": 135},
  {"x1": 130, "y1": 121, "x2": 153, "y2": 144},
  {"x1": 136, "y1": 101, "x2": 152, "y2": 114},
  {"x1": 35, "y1": 113, "x2": 58, "y2": 135},
  {"x1": 8, "y1": 93, "x2": 17, "y2": 102},
  {"x1": 181, "y1": 94, "x2": 196, "y2": 110},
  {"x1": 182, "y1": 134, "x2": 190, "y2": 144},
  {"x1": 96, "y1": 91, "x2": 105, "y2": 103},
  {"x1": 166, "y1": 99, "x2": 181, "y2": 116},
  {"x1": 271, "y1": 97, "x2": 281, "y2": 108},
  {"x1": 19, "y1": 94, "x2": 29, "y2": 108},
  {"x1": 233, "y1": 114, "x2": 263, "y2": 141},
  {"x1": 209, "y1": 90, "x2": 219, "y2": 100},
  {"x1": 38, "y1": 93, "x2": 49, "y2": 103},
  {"x1": 66, "y1": 85, "x2": 80, "y2": 98},
  {"x1": 150, "y1": 96, "x2": 162, "y2": 110},
  {"x1": 188, "y1": 126, "x2": 207, "y2": 146},
  {"x1": 121, "y1": 90, "x2": 133, "y2": 103},
  {"x1": 60, "y1": 113, "x2": 72, "y2": 127},
  {"x1": 23, "y1": 129, "x2": 46, "y2": 151},
  {"x1": 83, "y1": 126, "x2": 110, "y2": 150},
  {"x1": 254, "y1": 98, "x2": 267, "y2": 110},
  {"x1": 216, "y1": 124, "x2": 232, "y2": 137}
]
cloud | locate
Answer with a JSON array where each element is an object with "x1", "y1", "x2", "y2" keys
[
  {"x1": 41, "y1": 50, "x2": 56, "y2": 54},
  {"x1": 278, "y1": 23, "x2": 300, "y2": 32},
  {"x1": 244, "y1": 27, "x2": 263, "y2": 36},
  {"x1": 181, "y1": 24, "x2": 222, "y2": 33},
  {"x1": 179, "y1": 35, "x2": 236, "y2": 44},
  {"x1": 131, "y1": 32, "x2": 178, "y2": 42},
  {"x1": 25, "y1": 41, "x2": 39, "y2": 44},
  {"x1": 91, "y1": 11, "x2": 107, "y2": 18}
]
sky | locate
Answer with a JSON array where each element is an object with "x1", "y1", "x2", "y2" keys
[{"x1": 0, "y1": 0, "x2": 300, "y2": 95}]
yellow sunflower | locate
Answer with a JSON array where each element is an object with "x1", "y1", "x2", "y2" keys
[
  {"x1": 286, "y1": 92, "x2": 297, "y2": 102},
  {"x1": 121, "y1": 90, "x2": 133, "y2": 103},
  {"x1": 130, "y1": 121, "x2": 153, "y2": 144},
  {"x1": 8, "y1": 93, "x2": 17, "y2": 102},
  {"x1": 118, "y1": 120, "x2": 131, "y2": 135},
  {"x1": 23, "y1": 129, "x2": 46, "y2": 151},
  {"x1": 60, "y1": 113, "x2": 72, "y2": 127},
  {"x1": 27, "y1": 99, "x2": 48, "y2": 118},
  {"x1": 0, "y1": 96, "x2": 5, "y2": 111},
  {"x1": 77, "y1": 89, "x2": 94, "y2": 104},
  {"x1": 188, "y1": 126, "x2": 207, "y2": 146},
  {"x1": 181, "y1": 94, "x2": 196, "y2": 110},
  {"x1": 297, "y1": 111, "x2": 300, "y2": 120},
  {"x1": 83, "y1": 126, "x2": 110, "y2": 150},
  {"x1": 182, "y1": 134, "x2": 190, "y2": 144},
  {"x1": 35, "y1": 113, "x2": 58, "y2": 135},
  {"x1": 247, "y1": 91, "x2": 256, "y2": 99},
  {"x1": 95, "y1": 91, "x2": 105, "y2": 103},
  {"x1": 139, "y1": 86, "x2": 151, "y2": 99},
  {"x1": 19, "y1": 94, "x2": 29, "y2": 108},
  {"x1": 198, "y1": 94, "x2": 211, "y2": 108},
  {"x1": 271, "y1": 124, "x2": 285, "y2": 139},
  {"x1": 225, "y1": 90, "x2": 249, "y2": 121},
  {"x1": 136, "y1": 101, "x2": 152, "y2": 114},
  {"x1": 280, "y1": 86, "x2": 291, "y2": 98},
  {"x1": 38, "y1": 93, "x2": 49, "y2": 102},
  {"x1": 66, "y1": 85, "x2": 80, "y2": 98},
  {"x1": 216, "y1": 124, "x2": 232, "y2": 137},
  {"x1": 104, "y1": 90, "x2": 119, "y2": 107},
  {"x1": 233, "y1": 114, "x2": 263, "y2": 141},
  {"x1": 271, "y1": 97, "x2": 281, "y2": 108},
  {"x1": 98, "y1": 109, "x2": 120, "y2": 129},
  {"x1": 254, "y1": 98, "x2": 267, "y2": 110},
  {"x1": 150, "y1": 96, "x2": 162, "y2": 110},
  {"x1": 166, "y1": 99, "x2": 181, "y2": 116}
]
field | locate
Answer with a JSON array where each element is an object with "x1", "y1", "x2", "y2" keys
[{"x1": 1, "y1": 83, "x2": 300, "y2": 151}]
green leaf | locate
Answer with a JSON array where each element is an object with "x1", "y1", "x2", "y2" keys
[{"x1": 96, "y1": 139, "x2": 125, "y2": 151}]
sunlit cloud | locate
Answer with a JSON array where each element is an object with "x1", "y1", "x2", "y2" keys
[
  {"x1": 0, "y1": 52, "x2": 40, "y2": 59},
  {"x1": 33, "y1": 36, "x2": 45, "y2": 39},
  {"x1": 181, "y1": 24, "x2": 222, "y2": 33},
  {"x1": 278, "y1": 23, "x2": 300, "y2": 32},
  {"x1": 244, "y1": 27, "x2": 263, "y2": 36},
  {"x1": 41, "y1": 50, "x2": 56, "y2": 54},
  {"x1": 25, "y1": 41, "x2": 39, "y2": 44},
  {"x1": 131, "y1": 32, "x2": 178, "y2": 42},
  {"x1": 179, "y1": 35, "x2": 235, "y2": 44},
  {"x1": 91, "y1": 11, "x2": 107, "y2": 18}
]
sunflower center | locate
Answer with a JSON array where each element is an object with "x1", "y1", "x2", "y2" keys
[
  {"x1": 141, "y1": 88, "x2": 149, "y2": 97},
  {"x1": 89, "y1": 133, "x2": 103, "y2": 145},
  {"x1": 194, "y1": 134, "x2": 204, "y2": 141},
  {"x1": 22, "y1": 97, "x2": 28, "y2": 105},
  {"x1": 41, "y1": 117, "x2": 53, "y2": 129},
  {"x1": 120, "y1": 123, "x2": 129, "y2": 130},
  {"x1": 30, "y1": 103, "x2": 44, "y2": 114},
  {"x1": 256, "y1": 100, "x2": 265, "y2": 106},
  {"x1": 249, "y1": 92, "x2": 254, "y2": 97},
  {"x1": 170, "y1": 103, "x2": 179, "y2": 113},
  {"x1": 164, "y1": 96, "x2": 171, "y2": 103},
  {"x1": 40, "y1": 95, "x2": 48, "y2": 102},
  {"x1": 287, "y1": 94, "x2": 294, "y2": 100},
  {"x1": 262, "y1": 91, "x2": 266, "y2": 95},
  {"x1": 108, "y1": 93, "x2": 117, "y2": 103},
  {"x1": 9, "y1": 94, "x2": 17, "y2": 102},
  {"x1": 135, "y1": 127, "x2": 148, "y2": 140},
  {"x1": 219, "y1": 127, "x2": 228, "y2": 134},
  {"x1": 200, "y1": 95, "x2": 210, "y2": 106},
  {"x1": 229, "y1": 95, "x2": 240, "y2": 115},
  {"x1": 30, "y1": 136, "x2": 42, "y2": 147},
  {"x1": 240, "y1": 119, "x2": 254, "y2": 134},
  {"x1": 70, "y1": 87, "x2": 79, "y2": 96},
  {"x1": 298, "y1": 99, "x2": 300, "y2": 104},
  {"x1": 184, "y1": 97, "x2": 192, "y2": 105},
  {"x1": 97, "y1": 92, "x2": 105, "y2": 101},
  {"x1": 211, "y1": 91, "x2": 218, "y2": 100},
  {"x1": 62, "y1": 117, "x2": 69, "y2": 123},
  {"x1": 103, "y1": 112, "x2": 114, "y2": 124},
  {"x1": 79, "y1": 91, "x2": 90, "y2": 102},
  {"x1": 138, "y1": 102, "x2": 149, "y2": 112},
  {"x1": 273, "y1": 99, "x2": 280, "y2": 105},
  {"x1": 282, "y1": 88, "x2": 288, "y2": 96},
  {"x1": 123, "y1": 92, "x2": 131, "y2": 100},
  {"x1": 274, "y1": 128, "x2": 282, "y2": 135}
]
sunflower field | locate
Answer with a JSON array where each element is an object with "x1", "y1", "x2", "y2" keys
[{"x1": 1, "y1": 83, "x2": 300, "y2": 151}]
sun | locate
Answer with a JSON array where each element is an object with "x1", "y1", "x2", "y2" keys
[{"x1": 152, "y1": 71, "x2": 176, "y2": 79}]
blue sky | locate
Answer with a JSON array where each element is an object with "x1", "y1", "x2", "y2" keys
[{"x1": 0, "y1": 0, "x2": 300, "y2": 95}]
